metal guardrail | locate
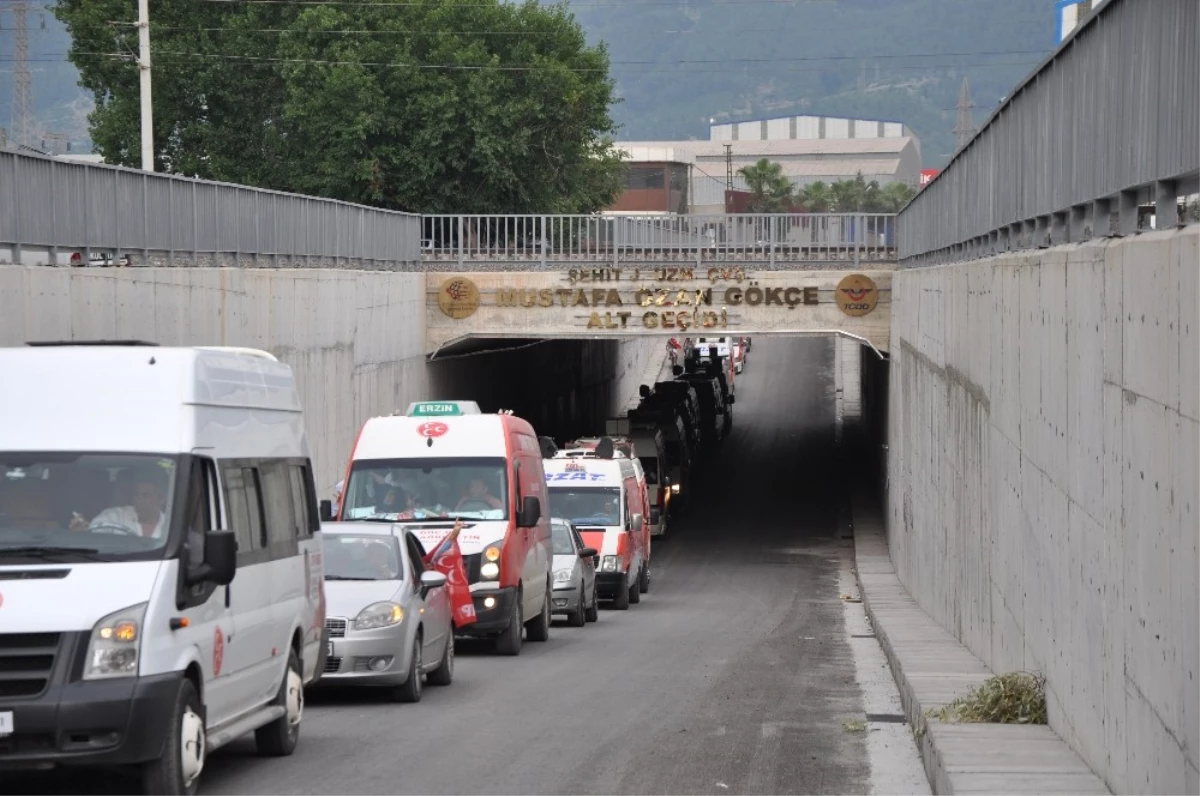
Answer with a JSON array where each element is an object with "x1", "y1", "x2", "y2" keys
[
  {"x1": 0, "y1": 149, "x2": 422, "y2": 267},
  {"x1": 421, "y1": 213, "x2": 897, "y2": 266},
  {"x1": 898, "y1": 0, "x2": 1199, "y2": 266}
]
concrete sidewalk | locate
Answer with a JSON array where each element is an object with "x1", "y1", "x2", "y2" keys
[{"x1": 851, "y1": 494, "x2": 1111, "y2": 795}]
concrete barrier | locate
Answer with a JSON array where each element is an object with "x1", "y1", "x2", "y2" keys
[{"x1": 886, "y1": 225, "x2": 1199, "y2": 794}]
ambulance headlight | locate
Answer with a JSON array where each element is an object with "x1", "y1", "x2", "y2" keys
[
  {"x1": 553, "y1": 569, "x2": 573, "y2": 584},
  {"x1": 671, "y1": 484, "x2": 681, "y2": 494},
  {"x1": 480, "y1": 562, "x2": 500, "y2": 580},
  {"x1": 601, "y1": 556, "x2": 621, "y2": 573},
  {"x1": 84, "y1": 602, "x2": 147, "y2": 680},
  {"x1": 355, "y1": 602, "x2": 404, "y2": 630}
]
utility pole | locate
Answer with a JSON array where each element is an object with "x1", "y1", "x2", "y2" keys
[
  {"x1": 953, "y1": 76, "x2": 977, "y2": 151},
  {"x1": 8, "y1": 0, "x2": 32, "y2": 147},
  {"x1": 137, "y1": 0, "x2": 154, "y2": 171}
]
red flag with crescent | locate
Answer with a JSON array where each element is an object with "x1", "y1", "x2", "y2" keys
[{"x1": 423, "y1": 525, "x2": 478, "y2": 627}]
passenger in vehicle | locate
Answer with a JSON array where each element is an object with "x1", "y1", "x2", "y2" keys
[
  {"x1": 71, "y1": 468, "x2": 168, "y2": 537},
  {"x1": 364, "y1": 541, "x2": 400, "y2": 579},
  {"x1": 456, "y1": 478, "x2": 503, "y2": 511}
]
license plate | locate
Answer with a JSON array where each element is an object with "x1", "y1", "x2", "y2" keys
[
  {"x1": 326, "y1": 641, "x2": 334, "y2": 658},
  {"x1": 0, "y1": 711, "x2": 12, "y2": 737}
]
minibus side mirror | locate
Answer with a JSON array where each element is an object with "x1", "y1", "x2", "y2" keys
[
  {"x1": 631, "y1": 513, "x2": 644, "y2": 533},
  {"x1": 650, "y1": 508, "x2": 661, "y2": 525},
  {"x1": 518, "y1": 496, "x2": 541, "y2": 528},
  {"x1": 319, "y1": 500, "x2": 334, "y2": 522},
  {"x1": 191, "y1": 530, "x2": 237, "y2": 586},
  {"x1": 579, "y1": 547, "x2": 598, "y2": 559}
]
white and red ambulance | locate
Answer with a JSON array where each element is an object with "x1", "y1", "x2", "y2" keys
[
  {"x1": 564, "y1": 436, "x2": 654, "y2": 577},
  {"x1": 543, "y1": 439, "x2": 648, "y2": 609},
  {"x1": 336, "y1": 401, "x2": 552, "y2": 655}
]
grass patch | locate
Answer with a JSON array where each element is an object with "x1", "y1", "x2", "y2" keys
[{"x1": 931, "y1": 672, "x2": 1048, "y2": 725}]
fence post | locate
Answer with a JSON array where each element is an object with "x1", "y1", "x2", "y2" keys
[
  {"x1": 12, "y1": 155, "x2": 22, "y2": 265},
  {"x1": 457, "y1": 215, "x2": 464, "y2": 268}
]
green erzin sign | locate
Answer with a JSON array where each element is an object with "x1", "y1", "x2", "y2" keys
[{"x1": 408, "y1": 402, "x2": 465, "y2": 417}]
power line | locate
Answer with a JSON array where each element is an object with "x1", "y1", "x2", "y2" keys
[{"x1": 4, "y1": 50, "x2": 1044, "y2": 75}]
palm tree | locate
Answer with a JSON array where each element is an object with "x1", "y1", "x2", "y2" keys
[
  {"x1": 799, "y1": 181, "x2": 833, "y2": 212},
  {"x1": 877, "y1": 181, "x2": 917, "y2": 212},
  {"x1": 738, "y1": 158, "x2": 794, "y2": 213}
]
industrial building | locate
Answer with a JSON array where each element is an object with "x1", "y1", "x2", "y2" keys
[{"x1": 609, "y1": 114, "x2": 924, "y2": 215}]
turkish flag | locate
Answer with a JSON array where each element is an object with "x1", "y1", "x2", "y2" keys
[{"x1": 423, "y1": 523, "x2": 478, "y2": 627}]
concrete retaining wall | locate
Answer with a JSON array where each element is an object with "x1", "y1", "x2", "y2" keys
[
  {"x1": 886, "y1": 225, "x2": 1199, "y2": 794},
  {"x1": 0, "y1": 265, "x2": 429, "y2": 493}
]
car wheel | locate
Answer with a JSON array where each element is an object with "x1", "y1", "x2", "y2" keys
[
  {"x1": 613, "y1": 574, "x2": 630, "y2": 610},
  {"x1": 585, "y1": 583, "x2": 599, "y2": 623},
  {"x1": 391, "y1": 635, "x2": 423, "y2": 703},
  {"x1": 255, "y1": 649, "x2": 303, "y2": 756},
  {"x1": 426, "y1": 632, "x2": 454, "y2": 686},
  {"x1": 494, "y1": 592, "x2": 523, "y2": 655},
  {"x1": 567, "y1": 581, "x2": 586, "y2": 627},
  {"x1": 140, "y1": 676, "x2": 205, "y2": 796},
  {"x1": 526, "y1": 581, "x2": 551, "y2": 642}
]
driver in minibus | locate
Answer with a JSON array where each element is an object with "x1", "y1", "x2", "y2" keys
[{"x1": 70, "y1": 468, "x2": 168, "y2": 538}]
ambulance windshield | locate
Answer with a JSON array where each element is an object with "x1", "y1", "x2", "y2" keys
[
  {"x1": 342, "y1": 457, "x2": 508, "y2": 522},
  {"x1": 548, "y1": 487, "x2": 621, "y2": 528}
]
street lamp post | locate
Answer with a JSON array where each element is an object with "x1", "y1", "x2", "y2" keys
[{"x1": 137, "y1": 0, "x2": 154, "y2": 171}]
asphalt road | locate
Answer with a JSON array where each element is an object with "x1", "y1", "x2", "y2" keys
[{"x1": 9, "y1": 336, "x2": 915, "y2": 795}]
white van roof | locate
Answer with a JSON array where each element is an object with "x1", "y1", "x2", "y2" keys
[
  {"x1": 353, "y1": 413, "x2": 508, "y2": 460},
  {"x1": 0, "y1": 344, "x2": 303, "y2": 453}
]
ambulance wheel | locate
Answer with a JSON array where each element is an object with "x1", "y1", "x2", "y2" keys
[
  {"x1": 585, "y1": 583, "x2": 600, "y2": 623},
  {"x1": 639, "y1": 564, "x2": 651, "y2": 594},
  {"x1": 566, "y1": 579, "x2": 586, "y2": 627},
  {"x1": 612, "y1": 575, "x2": 630, "y2": 610},
  {"x1": 427, "y1": 631, "x2": 454, "y2": 686},
  {"x1": 628, "y1": 576, "x2": 641, "y2": 605},
  {"x1": 526, "y1": 581, "x2": 551, "y2": 642},
  {"x1": 140, "y1": 676, "x2": 204, "y2": 796},
  {"x1": 391, "y1": 636, "x2": 423, "y2": 703},
  {"x1": 255, "y1": 650, "x2": 302, "y2": 756},
  {"x1": 495, "y1": 592, "x2": 523, "y2": 655}
]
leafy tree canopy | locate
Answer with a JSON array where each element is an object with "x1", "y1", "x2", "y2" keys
[{"x1": 53, "y1": 0, "x2": 626, "y2": 213}]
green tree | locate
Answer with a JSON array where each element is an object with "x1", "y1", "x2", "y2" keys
[
  {"x1": 53, "y1": 0, "x2": 626, "y2": 214},
  {"x1": 737, "y1": 158, "x2": 793, "y2": 212},
  {"x1": 798, "y1": 181, "x2": 833, "y2": 212}
]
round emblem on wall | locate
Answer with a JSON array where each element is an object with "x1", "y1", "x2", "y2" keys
[
  {"x1": 835, "y1": 274, "x2": 879, "y2": 317},
  {"x1": 437, "y1": 277, "x2": 481, "y2": 320}
]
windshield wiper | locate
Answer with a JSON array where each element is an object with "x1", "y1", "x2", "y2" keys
[
  {"x1": 0, "y1": 545, "x2": 106, "y2": 561},
  {"x1": 323, "y1": 575, "x2": 377, "y2": 581}
]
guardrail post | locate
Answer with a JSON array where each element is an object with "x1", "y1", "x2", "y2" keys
[
  {"x1": 83, "y1": 164, "x2": 91, "y2": 265},
  {"x1": 457, "y1": 215, "x2": 464, "y2": 267},
  {"x1": 48, "y1": 160, "x2": 58, "y2": 266},
  {"x1": 540, "y1": 215, "x2": 546, "y2": 268},
  {"x1": 12, "y1": 155, "x2": 22, "y2": 265},
  {"x1": 143, "y1": 173, "x2": 150, "y2": 266},
  {"x1": 167, "y1": 179, "x2": 175, "y2": 266}
]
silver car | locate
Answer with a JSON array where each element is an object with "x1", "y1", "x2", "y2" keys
[
  {"x1": 550, "y1": 518, "x2": 599, "y2": 627},
  {"x1": 315, "y1": 522, "x2": 454, "y2": 702}
]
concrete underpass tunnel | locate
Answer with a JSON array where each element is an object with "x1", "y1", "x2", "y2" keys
[{"x1": 425, "y1": 333, "x2": 892, "y2": 516}]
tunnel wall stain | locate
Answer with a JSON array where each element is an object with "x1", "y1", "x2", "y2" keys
[{"x1": 886, "y1": 226, "x2": 1199, "y2": 794}]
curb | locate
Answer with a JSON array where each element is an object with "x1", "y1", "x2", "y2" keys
[{"x1": 849, "y1": 490, "x2": 1111, "y2": 796}]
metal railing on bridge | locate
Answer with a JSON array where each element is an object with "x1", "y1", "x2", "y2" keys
[
  {"x1": 420, "y1": 213, "x2": 896, "y2": 267},
  {"x1": 899, "y1": 0, "x2": 1199, "y2": 266},
  {"x1": 0, "y1": 149, "x2": 422, "y2": 268}
]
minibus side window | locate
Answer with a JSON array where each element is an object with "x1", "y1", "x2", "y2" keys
[
  {"x1": 260, "y1": 462, "x2": 298, "y2": 550},
  {"x1": 223, "y1": 465, "x2": 267, "y2": 561},
  {"x1": 288, "y1": 464, "x2": 317, "y2": 538},
  {"x1": 184, "y1": 459, "x2": 213, "y2": 570}
]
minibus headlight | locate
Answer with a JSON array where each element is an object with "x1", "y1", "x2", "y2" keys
[
  {"x1": 480, "y1": 562, "x2": 500, "y2": 580},
  {"x1": 671, "y1": 484, "x2": 681, "y2": 494},
  {"x1": 354, "y1": 602, "x2": 404, "y2": 630},
  {"x1": 84, "y1": 602, "x2": 148, "y2": 680}
]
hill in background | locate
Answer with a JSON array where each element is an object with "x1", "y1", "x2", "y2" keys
[{"x1": 2, "y1": 0, "x2": 1058, "y2": 168}]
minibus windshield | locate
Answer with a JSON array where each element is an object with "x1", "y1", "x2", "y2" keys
[
  {"x1": 0, "y1": 453, "x2": 179, "y2": 562},
  {"x1": 549, "y1": 487, "x2": 622, "y2": 527},
  {"x1": 342, "y1": 457, "x2": 509, "y2": 522}
]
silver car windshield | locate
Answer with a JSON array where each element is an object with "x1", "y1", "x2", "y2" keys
[
  {"x1": 0, "y1": 453, "x2": 179, "y2": 563},
  {"x1": 323, "y1": 533, "x2": 404, "y2": 581},
  {"x1": 551, "y1": 522, "x2": 576, "y2": 555}
]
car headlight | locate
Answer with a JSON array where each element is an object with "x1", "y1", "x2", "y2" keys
[
  {"x1": 601, "y1": 556, "x2": 621, "y2": 573},
  {"x1": 84, "y1": 602, "x2": 147, "y2": 681},
  {"x1": 354, "y1": 601, "x2": 404, "y2": 630},
  {"x1": 553, "y1": 569, "x2": 573, "y2": 584},
  {"x1": 671, "y1": 484, "x2": 681, "y2": 494},
  {"x1": 480, "y1": 561, "x2": 500, "y2": 580}
]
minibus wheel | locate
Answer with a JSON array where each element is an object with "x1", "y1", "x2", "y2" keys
[
  {"x1": 613, "y1": 575, "x2": 630, "y2": 610},
  {"x1": 255, "y1": 650, "x2": 303, "y2": 756},
  {"x1": 525, "y1": 580, "x2": 551, "y2": 642},
  {"x1": 495, "y1": 591, "x2": 523, "y2": 655},
  {"x1": 141, "y1": 677, "x2": 205, "y2": 796}
]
